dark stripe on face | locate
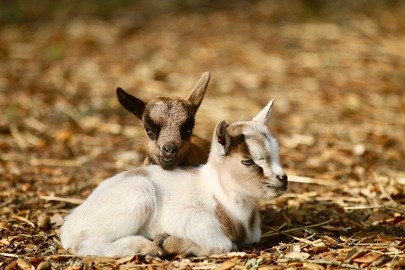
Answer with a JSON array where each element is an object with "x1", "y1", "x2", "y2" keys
[
  {"x1": 180, "y1": 116, "x2": 195, "y2": 140},
  {"x1": 143, "y1": 114, "x2": 160, "y2": 141}
]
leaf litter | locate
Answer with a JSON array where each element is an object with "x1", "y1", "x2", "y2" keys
[{"x1": 1, "y1": 1, "x2": 405, "y2": 269}]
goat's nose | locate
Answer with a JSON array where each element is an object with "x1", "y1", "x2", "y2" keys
[
  {"x1": 277, "y1": 174, "x2": 288, "y2": 186},
  {"x1": 162, "y1": 143, "x2": 178, "y2": 156}
]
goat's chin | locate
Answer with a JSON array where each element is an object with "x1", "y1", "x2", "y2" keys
[
  {"x1": 158, "y1": 159, "x2": 178, "y2": 170},
  {"x1": 262, "y1": 187, "x2": 286, "y2": 200}
]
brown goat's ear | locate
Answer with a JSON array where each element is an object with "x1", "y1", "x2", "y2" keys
[
  {"x1": 252, "y1": 99, "x2": 274, "y2": 126},
  {"x1": 116, "y1": 87, "x2": 146, "y2": 120},
  {"x1": 186, "y1": 72, "x2": 210, "y2": 115},
  {"x1": 214, "y1": 121, "x2": 230, "y2": 155}
]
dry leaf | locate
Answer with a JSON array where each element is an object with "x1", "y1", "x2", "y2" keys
[
  {"x1": 216, "y1": 261, "x2": 235, "y2": 270},
  {"x1": 345, "y1": 247, "x2": 369, "y2": 263},
  {"x1": 50, "y1": 214, "x2": 64, "y2": 227},
  {"x1": 16, "y1": 258, "x2": 33, "y2": 270},
  {"x1": 309, "y1": 246, "x2": 329, "y2": 253},
  {"x1": 116, "y1": 255, "x2": 135, "y2": 265},
  {"x1": 353, "y1": 252, "x2": 384, "y2": 264},
  {"x1": 284, "y1": 245, "x2": 310, "y2": 260}
]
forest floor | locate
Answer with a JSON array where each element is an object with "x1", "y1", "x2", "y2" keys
[{"x1": 1, "y1": 1, "x2": 404, "y2": 269}]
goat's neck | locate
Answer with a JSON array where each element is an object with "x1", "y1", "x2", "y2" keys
[{"x1": 200, "y1": 163, "x2": 258, "y2": 215}]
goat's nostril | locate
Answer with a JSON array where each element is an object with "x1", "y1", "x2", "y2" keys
[
  {"x1": 163, "y1": 143, "x2": 178, "y2": 156},
  {"x1": 277, "y1": 174, "x2": 288, "y2": 185}
]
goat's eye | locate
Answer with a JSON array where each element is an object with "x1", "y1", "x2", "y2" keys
[
  {"x1": 180, "y1": 117, "x2": 195, "y2": 140},
  {"x1": 242, "y1": 159, "x2": 254, "y2": 166},
  {"x1": 145, "y1": 128, "x2": 152, "y2": 135}
]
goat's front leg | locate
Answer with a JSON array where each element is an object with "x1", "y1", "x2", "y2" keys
[{"x1": 154, "y1": 234, "x2": 215, "y2": 256}]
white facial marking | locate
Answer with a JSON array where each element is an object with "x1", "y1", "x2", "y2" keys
[{"x1": 242, "y1": 122, "x2": 284, "y2": 179}]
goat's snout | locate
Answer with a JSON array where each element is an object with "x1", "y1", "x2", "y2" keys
[
  {"x1": 162, "y1": 143, "x2": 179, "y2": 157},
  {"x1": 276, "y1": 173, "x2": 288, "y2": 190},
  {"x1": 159, "y1": 142, "x2": 180, "y2": 170}
]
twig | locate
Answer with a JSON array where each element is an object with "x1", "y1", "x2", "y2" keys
[
  {"x1": 344, "y1": 205, "x2": 405, "y2": 215},
  {"x1": 0, "y1": 252, "x2": 19, "y2": 258},
  {"x1": 0, "y1": 198, "x2": 13, "y2": 208},
  {"x1": 277, "y1": 256, "x2": 364, "y2": 270},
  {"x1": 262, "y1": 219, "x2": 333, "y2": 238},
  {"x1": 274, "y1": 230, "x2": 318, "y2": 246},
  {"x1": 287, "y1": 175, "x2": 334, "y2": 186},
  {"x1": 11, "y1": 215, "x2": 35, "y2": 227},
  {"x1": 23, "y1": 117, "x2": 53, "y2": 137},
  {"x1": 39, "y1": 195, "x2": 84, "y2": 205},
  {"x1": 10, "y1": 124, "x2": 28, "y2": 149},
  {"x1": 30, "y1": 158, "x2": 85, "y2": 167}
]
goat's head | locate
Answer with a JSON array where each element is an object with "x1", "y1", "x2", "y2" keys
[
  {"x1": 211, "y1": 100, "x2": 288, "y2": 199},
  {"x1": 116, "y1": 72, "x2": 210, "y2": 170}
]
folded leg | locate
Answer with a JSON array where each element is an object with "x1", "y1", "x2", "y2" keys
[{"x1": 154, "y1": 234, "x2": 225, "y2": 256}]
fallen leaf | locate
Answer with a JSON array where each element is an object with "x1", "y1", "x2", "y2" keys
[
  {"x1": 16, "y1": 258, "x2": 33, "y2": 270},
  {"x1": 309, "y1": 246, "x2": 329, "y2": 253},
  {"x1": 116, "y1": 255, "x2": 135, "y2": 265},
  {"x1": 216, "y1": 261, "x2": 235, "y2": 270},
  {"x1": 303, "y1": 262, "x2": 326, "y2": 270},
  {"x1": 50, "y1": 214, "x2": 64, "y2": 227},
  {"x1": 345, "y1": 247, "x2": 369, "y2": 263},
  {"x1": 353, "y1": 252, "x2": 383, "y2": 264}
]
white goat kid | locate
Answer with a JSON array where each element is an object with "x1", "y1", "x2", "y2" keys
[{"x1": 60, "y1": 100, "x2": 288, "y2": 257}]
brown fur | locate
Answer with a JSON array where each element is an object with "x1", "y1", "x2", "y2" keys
[
  {"x1": 154, "y1": 234, "x2": 208, "y2": 256},
  {"x1": 117, "y1": 72, "x2": 211, "y2": 170},
  {"x1": 213, "y1": 125, "x2": 270, "y2": 197},
  {"x1": 124, "y1": 168, "x2": 150, "y2": 178},
  {"x1": 249, "y1": 210, "x2": 260, "y2": 232},
  {"x1": 214, "y1": 197, "x2": 247, "y2": 245}
]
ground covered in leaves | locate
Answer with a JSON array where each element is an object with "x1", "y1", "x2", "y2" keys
[{"x1": 1, "y1": 1, "x2": 405, "y2": 269}]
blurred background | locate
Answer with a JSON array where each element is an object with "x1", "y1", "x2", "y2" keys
[
  {"x1": 1, "y1": 0, "x2": 405, "y2": 266},
  {"x1": 1, "y1": 0, "x2": 404, "y2": 178}
]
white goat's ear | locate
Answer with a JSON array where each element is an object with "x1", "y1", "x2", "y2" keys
[
  {"x1": 252, "y1": 99, "x2": 274, "y2": 125},
  {"x1": 214, "y1": 121, "x2": 230, "y2": 155},
  {"x1": 116, "y1": 87, "x2": 146, "y2": 120},
  {"x1": 186, "y1": 72, "x2": 210, "y2": 115}
]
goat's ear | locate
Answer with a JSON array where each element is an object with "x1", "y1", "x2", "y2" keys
[
  {"x1": 186, "y1": 72, "x2": 210, "y2": 115},
  {"x1": 214, "y1": 121, "x2": 230, "y2": 155},
  {"x1": 252, "y1": 99, "x2": 274, "y2": 126},
  {"x1": 116, "y1": 87, "x2": 146, "y2": 120}
]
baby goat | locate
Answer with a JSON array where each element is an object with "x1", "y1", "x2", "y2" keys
[
  {"x1": 116, "y1": 72, "x2": 211, "y2": 170},
  {"x1": 60, "y1": 100, "x2": 288, "y2": 257}
]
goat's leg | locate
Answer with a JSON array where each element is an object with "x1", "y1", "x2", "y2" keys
[
  {"x1": 154, "y1": 234, "x2": 219, "y2": 256},
  {"x1": 111, "y1": 235, "x2": 163, "y2": 257},
  {"x1": 76, "y1": 235, "x2": 162, "y2": 257}
]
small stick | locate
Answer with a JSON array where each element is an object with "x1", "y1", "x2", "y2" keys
[
  {"x1": 0, "y1": 252, "x2": 19, "y2": 258},
  {"x1": 287, "y1": 175, "x2": 334, "y2": 186},
  {"x1": 11, "y1": 215, "x2": 35, "y2": 228},
  {"x1": 344, "y1": 205, "x2": 405, "y2": 215},
  {"x1": 30, "y1": 158, "x2": 85, "y2": 167},
  {"x1": 40, "y1": 195, "x2": 84, "y2": 205},
  {"x1": 262, "y1": 219, "x2": 333, "y2": 238},
  {"x1": 278, "y1": 256, "x2": 364, "y2": 270}
]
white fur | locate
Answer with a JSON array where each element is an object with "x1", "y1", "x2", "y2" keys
[{"x1": 60, "y1": 100, "x2": 287, "y2": 257}]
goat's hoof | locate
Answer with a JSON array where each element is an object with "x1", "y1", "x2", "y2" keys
[
  {"x1": 153, "y1": 233, "x2": 170, "y2": 247},
  {"x1": 145, "y1": 253, "x2": 162, "y2": 262},
  {"x1": 142, "y1": 245, "x2": 164, "y2": 258}
]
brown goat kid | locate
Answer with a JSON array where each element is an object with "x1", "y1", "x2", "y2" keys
[{"x1": 116, "y1": 72, "x2": 211, "y2": 170}]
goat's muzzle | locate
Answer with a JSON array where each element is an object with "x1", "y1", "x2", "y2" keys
[
  {"x1": 159, "y1": 143, "x2": 179, "y2": 170},
  {"x1": 276, "y1": 173, "x2": 288, "y2": 191}
]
